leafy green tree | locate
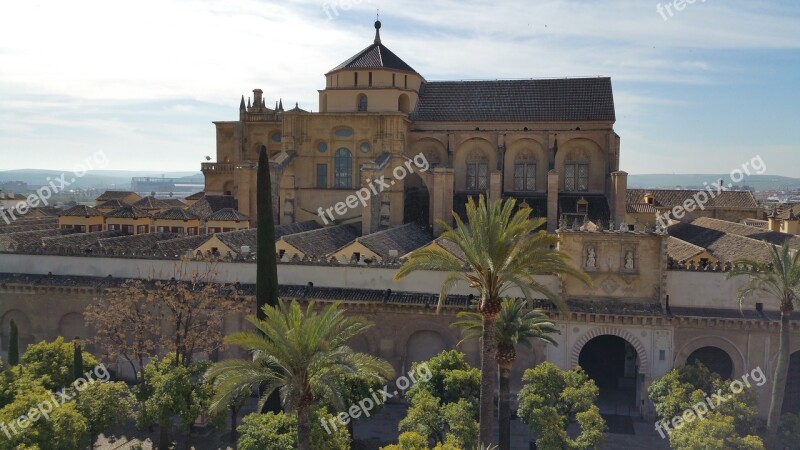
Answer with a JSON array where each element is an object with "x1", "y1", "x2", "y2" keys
[
  {"x1": 727, "y1": 241, "x2": 800, "y2": 447},
  {"x1": 668, "y1": 412, "x2": 764, "y2": 450},
  {"x1": 8, "y1": 320, "x2": 18, "y2": 366},
  {"x1": 0, "y1": 385, "x2": 89, "y2": 450},
  {"x1": 397, "y1": 195, "x2": 589, "y2": 446},
  {"x1": 779, "y1": 413, "x2": 800, "y2": 450},
  {"x1": 517, "y1": 362, "x2": 606, "y2": 449},
  {"x1": 75, "y1": 381, "x2": 135, "y2": 449},
  {"x1": 21, "y1": 337, "x2": 99, "y2": 391},
  {"x1": 236, "y1": 409, "x2": 350, "y2": 450},
  {"x1": 206, "y1": 300, "x2": 393, "y2": 450},
  {"x1": 400, "y1": 390, "x2": 446, "y2": 442},
  {"x1": 405, "y1": 350, "x2": 479, "y2": 409},
  {"x1": 441, "y1": 398, "x2": 479, "y2": 448},
  {"x1": 453, "y1": 297, "x2": 559, "y2": 449}
]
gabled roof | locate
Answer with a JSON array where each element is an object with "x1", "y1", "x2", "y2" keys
[
  {"x1": 740, "y1": 218, "x2": 768, "y2": 229},
  {"x1": 153, "y1": 207, "x2": 200, "y2": 221},
  {"x1": 185, "y1": 191, "x2": 205, "y2": 200},
  {"x1": 96, "y1": 190, "x2": 139, "y2": 201},
  {"x1": 775, "y1": 204, "x2": 800, "y2": 221},
  {"x1": 411, "y1": 78, "x2": 615, "y2": 122},
  {"x1": 205, "y1": 208, "x2": 251, "y2": 222},
  {"x1": 0, "y1": 228, "x2": 78, "y2": 249},
  {"x1": 105, "y1": 205, "x2": 151, "y2": 219},
  {"x1": 97, "y1": 232, "x2": 182, "y2": 251},
  {"x1": 690, "y1": 217, "x2": 800, "y2": 250},
  {"x1": 626, "y1": 189, "x2": 758, "y2": 211},
  {"x1": 347, "y1": 223, "x2": 434, "y2": 259},
  {"x1": 156, "y1": 234, "x2": 214, "y2": 254},
  {"x1": 282, "y1": 224, "x2": 361, "y2": 257},
  {"x1": 160, "y1": 198, "x2": 186, "y2": 207},
  {"x1": 58, "y1": 205, "x2": 104, "y2": 217},
  {"x1": 132, "y1": 196, "x2": 169, "y2": 210},
  {"x1": 666, "y1": 236, "x2": 706, "y2": 262},
  {"x1": 0, "y1": 219, "x2": 59, "y2": 235},
  {"x1": 95, "y1": 200, "x2": 130, "y2": 210},
  {"x1": 187, "y1": 195, "x2": 238, "y2": 218},
  {"x1": 329, "y1": 41, "x2": 416, "y2": 74},
  {"x1": 668, "y1": 222, "x2": 772, "y2": 263},
  {"x1": 275, "y1": 221, "x2": 322, "y2": 239}
]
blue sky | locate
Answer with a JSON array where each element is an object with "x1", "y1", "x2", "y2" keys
[{"x1": 1, "y1": 0, "x2": 798, "y2": 176}]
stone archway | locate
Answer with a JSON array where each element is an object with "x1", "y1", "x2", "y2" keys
[
  {"x1": 571, "y1": 327, "x2": 649, "y2": 375},
  {"x1": 406, "y1": 330, "x2": 448, "y2": 367},
  {"x1": 687, "y1": 347, "x2": 734, "y2": 379},
  {"x1": 675, "y1": 336, "x2": 745, "y2": 378}
]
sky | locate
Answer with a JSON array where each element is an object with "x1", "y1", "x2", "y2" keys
[{"x1": 1, "y1": 0, "x2": 799, "y2": 176}]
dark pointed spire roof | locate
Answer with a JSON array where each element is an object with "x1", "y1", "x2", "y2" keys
[
  {"x1": 328, "y1": 20, "x2": 417, "y2": 74},
  {"x1": 247, "y1": 97, "x2": 251, "y2": 109},
  {"x1": 278, "y1": 99, "x2": 284, "y2": 111},
  {"x1": 239, "y1": 95, "x2": 246, "y2": 111}
]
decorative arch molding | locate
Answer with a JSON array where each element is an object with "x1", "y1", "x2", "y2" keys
[
  {"x1": 570, "y1": 326, "x2": 650, "y2": 374},
  {"x1": 674, "y1": 336, "x2": 745, "y2": 377},
  {"x1": 409, "y1": 138, "x2": 447, "y2": 166},
  {"x1": 558, "y1": 136, "x2": 606, "y2": 151}
]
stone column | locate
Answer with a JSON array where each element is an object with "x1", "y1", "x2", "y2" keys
[
  {"x1": 611, "y1": 171, "x2": 628, "y2": 227},
  {"x1": 432, "y1": 168, "x2": 454, "y2": 236},
  {"x1": 547, "y1": 170, "x2": 559, "y2": 232},
  {"x1": 489, "y1": 170, "x2": 502, "y2": 202}
]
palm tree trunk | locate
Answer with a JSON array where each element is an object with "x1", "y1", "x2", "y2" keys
[
  {"x1": 498, "y1": 363, "x2": 512, "y2": 450},
  {"x1": 480, "y1": 315, "x2": 498, "y2": 446},
  {"x1": 297, "y1": 404, "x2": 311, "y2": 450},
  {"x1": 766, "y1": 310, "x2": 791, "y2": 449}
]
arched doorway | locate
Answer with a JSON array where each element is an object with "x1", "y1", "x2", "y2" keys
[
  {"x1": 687, "y1": 346, "x2": 733, "y2": 379},
  {"x1": 578, "y1": 335, "x2": 639, "y2": 416},
  {"x1": 783, "y1": 351, "x2": 800, "y2": 414},
  {"x1": 406, "y1": 330, "x2": 447, "y2": 366},
  {"x1": 403, "y1": 172, "x2": 430, "y2": 226}
]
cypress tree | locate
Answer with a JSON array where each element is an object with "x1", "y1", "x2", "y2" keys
[
  {"x1": 73, "y1": 338, "x2": 84, "y2": 381},
  {"x1": 8, "y1": 319, "x2": 19, "y2": 366},
  {"x1": 256, "y1": 145, "x2": 282, "y2": 413}
]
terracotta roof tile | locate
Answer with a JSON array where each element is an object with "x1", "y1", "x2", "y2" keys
[
  {"x1": 153, "y1": 208, "x2": 200, "y2": 221},
  {"x1": 626, "y1": 189, "x2": 758, "y2": 210},
  {"x1": 350, "y1": 223, "x2": 433, "y2": 259},
  {"x1": 204, "y1": 208, "x2": 250, "y2": 222},
  {"x1": 41, "y1": 230, "x2": 128, "y2": 249},
  {"x1": 98, "y1": 232, "x2": 182, "y2": 251},
  {"x1": 105, "y1": 205, "x2": 152, "y2": 219},
  {"x1": 690, "y1": 217, "x2": 800, "y2": 250},
  {"x1": 282, "y1": 223, "x2": 361, "y2": 257},
  {"x1": 58, "y1": 205, "x2": 104, "y2": 217}
]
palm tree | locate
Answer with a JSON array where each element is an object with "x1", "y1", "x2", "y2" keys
[
  {"x1": 452, "y1": 298, "x2": 560, "y2": 450},
  {"x1": 727, "y1": 241, "x2": 800, "y2": 448},
  {"x1": 206, "y1": 300, "x2": 394, "y2": 450},
  {"x1": 395, "y1": 195, "x2": 589, "y2": 446}
]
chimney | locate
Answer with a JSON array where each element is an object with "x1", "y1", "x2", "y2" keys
[{"x1": 252, "y1": 89, "x2": 263, "y2": 110}]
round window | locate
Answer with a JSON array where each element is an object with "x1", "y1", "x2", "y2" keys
[
  {"x1": 317, "y1": 142, "x2": 328, "y2": 153},
  {"x1": 271, "y1": 132, "x2": 282, "y2": 142},
  {"x1": 360, "y1": 142, "x2": 370, "y2": 153}
]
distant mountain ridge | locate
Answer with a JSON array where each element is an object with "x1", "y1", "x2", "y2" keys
[
  {"x1": 0, "y1": 169, "x2": 202, "y2": 190},
  {"x1": 627, "y1": 174, "x2": 799, "y2": 191}
]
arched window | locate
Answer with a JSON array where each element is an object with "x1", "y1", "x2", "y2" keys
[
  {"x1": 334, "y1": 148, "x2": 352, "y2": 188},
  {"x1": 357, "y1": 94, "x2": 368, "y2": 112},
  {"x1": 513, "y1": 152, "x2": 536, "y2": 191},
  {"x1": 466, "y1": 150, "x2": 488, "y2": 191},
  {"x1": 565, "y1": 161, "x2": 589, "y2": 192}
]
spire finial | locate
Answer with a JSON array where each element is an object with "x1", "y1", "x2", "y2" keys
[{"x1": 374, "y1": 13, "x2": 381, "y2": 44}]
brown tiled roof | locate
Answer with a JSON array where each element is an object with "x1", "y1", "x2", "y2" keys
[
  {"x1": 187, "y1": 195, "x2": 238, "y2": 218},
  {"x1": 415, "y1": 237, "x2": 467, "y2": 262},
  {"x1": 58, "y1": 205, "x2": 104, "y2": 217},
  {"x1": 668, "y1": 222, "x2": 773, "y2": 263},
  {"x1": 98, "y1": 232, "x2": 182, "y2": 251},
  {"x1": 330, "y1": 41, "x2": 416, "y2": 73},
  {"x1": 627, "y1": 203, "x2": 657, "y2": 214},
  {"x1": 96, "y1": 200, "x2": 130, "y2": 210},
  {"x1": 156, "y1": 234, "x2": 214, "y2": 254},
  {"x1": 349, "y1": 223, "x2": 434, "y2": 259},
  {"x1": 216, "y1": 229, "x2": 258, "y2": 252},
  {"x1": 185, "y1": 191, "x2": 205, "y2": 200},
  {"x1": 411, "y1": 78, "x2": 615, "y2": 122},
  {"x1": 42, "y1": 230, "x2": 128, "y2": 249},
  {"x1": 96, "y1": 190, "x2": 139, "y2": 201},
  {"x1": 776, "y1": 204, "x2": 800, "y2": 221},
  {"x1": 132, "y1": 196, "x2": 169, "y2": 210},
  {"x1": 690, "y1": 217, "x2": 800, "y2": 250},
  {"x1": 666, "y1": 236, "x2": 706, "y2": 262},
  {"x1": 626, "y1": 189, "x2": 758, "y2": 210},
  {"x1": 0, "y1": 221, "x2": 58, "y2": 235},
  {"x1": 741, "y1": 218, "x2": 768, "y2": 229},
  {"x1": 160, "y1": 198, "x2": 186, "y2": 207},
  {"x1": 274, "y1": 221, "x2": 322, "y2": 238},
  {"x1": 205, "y1": 208, "x2": 250, "y2": 222},
  {"x1": 105, "y1": 205, "x2": 152, "y2": 219},
  {"x1": 0, "y1": 216, "x2": 57, "y2": 229},
  {"x1": 0, "y1": 228, "x2": 78, "y2": 249},
  {"x1": 153, "y1": 208, "x2": 200, "y2": 221},
  {"x1": 282, "y1": 223, "x2": 361, "y2": 257}
]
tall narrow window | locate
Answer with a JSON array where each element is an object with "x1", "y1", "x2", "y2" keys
[
  {"x1": 392, "y1": 73, "x2": 396, "y2": 87},
  {"x1": 357, "y1": 94, "x2": 368, "y2": 111},
  {"x1": 368, "y1": 72, "x2": 373, "y2": 87},
  {"x1": 316, "y1": 164, "x2": 327, "y2": 188},
  {"x1": 354, "y1": 72, "x2": 358, "y2": 86},
  {"x1": 334, "y1": 148, "x2": 352, "y2": 188},
  {"x1": 404, "y1": 75, "x2": 408, "y2": 89},
  {"x1": 514, "y1": 161, "x2": 536, "y2": 191},
  {"x1": 564, "y1": 162, "x2": 589, "y2": 192},
  {"x1": 466, "y1": 152, "x2": 489, "y2": 191}
]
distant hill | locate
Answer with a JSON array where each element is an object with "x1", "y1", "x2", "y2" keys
[
  {"x1": 627, "y1": 174, "x2": 800, "y2": 191},
  {"x1": 0, "y1": 169, "x2": 202, "y2": 190}
]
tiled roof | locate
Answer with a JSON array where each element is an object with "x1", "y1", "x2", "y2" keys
[
  {"x1": 690, "y1": 217, "x2": 800, "y2": 250},
  {"x1": 160, "y1": 198, "x2": 186, "y2": 207},
  {"x1": 105, "y1": 205, "x2": 152, "y2": 219},
  {"x1": 275, "y1": 221, "x2": 322, "y2": 239},
  {"x1": 96, "y1": 191, "x2": 138, "y2": 201},
  {"x1": 0, "y1": 216, "x2": 57, "y2": 229},
  {"x1": 627, "y1": 203, "x2": 657, "y2": 214},
  {"x1": 0, "y1": 228, "x2": 78, "y2": 249},
  {"x1": 156, "y1": 234, "x2": 214, "y2": 254},
  {"x1": 187, "y1": 195, "x2": 238, "y2": 218},
  {"x1": 132, "y1": 196, "x2": 169, "y2": 210},
  {"x1": 0, "y1": 221, "x2": 58, "y2": 235},
  {"x1": 666, "y1": 236, "x2": 706, "y2": 262},
  {"x1": 668, "y1": 222, "x2": 773, "y2": 263},
  {"x1": 58, "y1": 205, "x2": 104, "y2": 217},
  {"x1": 350, "y1": 223, "x2": 433, "y2": 259},
  {"x1": 282, "y1": 224, "x2": 361, "y2": 257},
  {"x1": 41, "y1": 230, "x2": 128, "y2": 249},
  {"x1": 411, "y1": 78, "x2": 615, "y2": 122},
  {"x1": 418, "y1": 237, "x2": 467, "y2": 262},
  {"x1": 741, "y1": 218, "x2": 768, "y2": 229},
  {"x1": 329, "y1": 42, "x2": 416, "y2": 73},
  {"x1": 215, "y1": 228, "x2": 258, "y2": 252},
  {"x1": 153, "y1": 208, "x2": 200, "y2": 221},
  {"x1": 775, "y1": 204, "x2": 800, "y2": 221},
  {"x1": 185, "y1": 191, "x2": 205, "y2": 200},
  {"x1": 95, "y1": 200, "x2": 130, "y2": 210},
  {"x1": 626, "y1": 189, "x2": 758, "y2": 210},
  {"x1": 205, "y1": 208, "x2": 250, "y2": 222},
  {"x1": 98, "y1": 232, "x2": 182, "y2": 251}
]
